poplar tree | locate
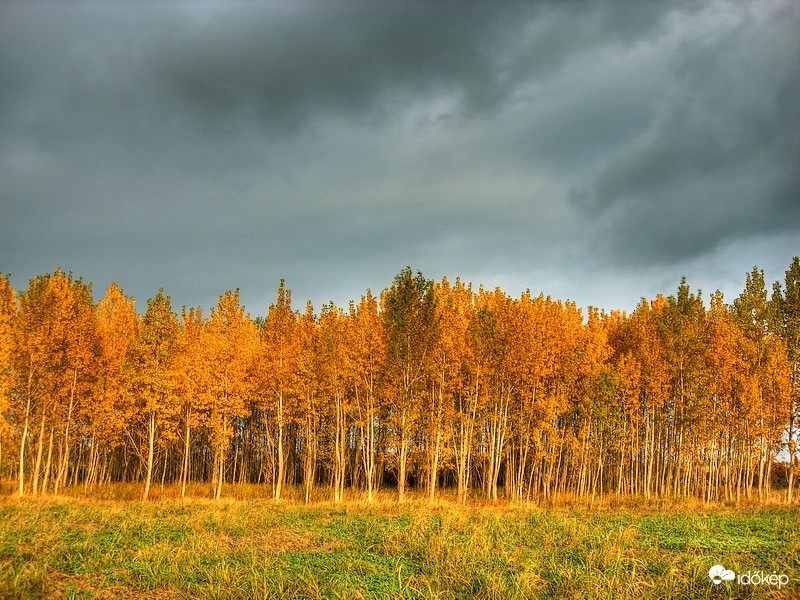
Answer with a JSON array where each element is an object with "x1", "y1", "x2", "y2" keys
[
  {"x1": 383, "y1": 268, "x2": 437, "y2": 502},
  {"x1": 296, "y1": 301, "x2": 320, "y2": 504},
  {"x1": 733, "y1": 268, "x2": 784, "y2": 500},
  {"x1": 260, "y1": 280, "x2": 300, "y2": 500},
  {"x1": 318, "y1": 303, "x2": 350, "y2": 503},
  {"x1": 2, "y1": 260, "x2": 797, "y2": 504},
  {"x1": 128, "y1": 289, "x2": 179, "y2": 500},
  {"x1": 427, "y1": 278, "x2": 468, "y2": 504},
  {"x1": 174, "y1": 307, "x2": 205, "y2": 498},
  {"x1": 349, "y1": 291, "x2": 385, "y2": 503},
  {"x1": 89, "y1": 283, "x2": 139, "y2": 491},
  {"x1": 769, "y1": 257, "x2": 800, "y2": 502},
  {"x1": 13, "y1": 271, "x2": 96, "y2": 496},
  {"x1": 205, "y1": 290, "x2": 255, "y2": 500}
]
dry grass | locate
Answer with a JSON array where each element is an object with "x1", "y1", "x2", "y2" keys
[{"x1": 0, "y1": 485, "x2": 797, "y2": 598}]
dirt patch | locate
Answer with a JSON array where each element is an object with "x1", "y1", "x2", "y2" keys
[
  {"x1": 46, "y1": 569, "x2": 181, "y2": 599},
  {"x1": 237, "y1": 526, "x2": 314, "y2": 554}
]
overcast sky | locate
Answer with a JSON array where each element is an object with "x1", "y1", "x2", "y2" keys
[{"x1": 1, "y1": 1, "x2": 798, "y2": 316}]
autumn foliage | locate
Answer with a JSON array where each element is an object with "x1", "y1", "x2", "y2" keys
[{"x1": 0, "y1": 260, "x2": 798, "y2": 504}]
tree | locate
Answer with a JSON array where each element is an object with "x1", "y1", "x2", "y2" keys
[
  {"x1": 427, "y1": 278, "x2": 468, "y2": 504},
  {"x1": 127, "y1": 289, "x2": 179, "y2": 500},
  {"x1": 382, "y1": 268, "x2": 438, "y2": 502},
  {"x1": 296, "y1": 301, "x2": 320, "y2": 504},
  {"x1": 659, "y1": 278, "x2": 710, "y2": 500},
  {"x1": 259, "y1": 280, "x2": 300, "y2": 500},
  {"x1": 446, "y1": 280, "x2": 478, "y2": 505},
  {"x1": 771, "y1": 258, "x2": 800, "y2": 502},
  {"x1": 12, "y1": 270, "x2": 97, "y2": 496},
  {"x1": 204, "y1": 290, "x2": 256, "y2": 500},
  {"x1": 88, "y1": 283, "x2": 139, "y2": 491},
  {"x1": 471, "y1": 287, "x2": 517, "y2": 501},
  {"x1": 733, "y1": 268, "x2": 786, "y2": 500},
  {"x1": 349, "y1": 291, "x2": 385, "y2": 503},
  {"x1": 318, "y1": 303, "x2": 350, "y2": 503},
  {"x1": 174, "y1": 307, "x2": 206, "y2": 498},
  {"x1": 705, "y1": 292, "x2": 742, "y2": 502},
  {"x1": 614, "y1": 296, "x2": 672, "y2": 500},
  {"x1": 566, "y1": 303, "x2": 609, "y2": 503}
]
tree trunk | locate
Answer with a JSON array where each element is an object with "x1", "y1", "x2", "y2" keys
[
  {"x1": 181, "y1": 406, "x2": 191, "y2": 498},
  {"x1": 428, "y1": 379, "x2": 444, "y2": 505},
  {"x1": 215, "y1": 415, "x2": 227, "y2": 500},
  {"x1": 33, "y1": 410, "x2": 46, "y2": 496},
  {"x1": 333, "y1": 389, "x2": 345, "y2": 503},
  {"x1": 275, "y1": 390, "x2": 284, "y2": 500},
  {"x1": 54, "y1": 371, "x2": 77, "y2": 495},
  {"x1": 18, "y1": 360, "x2": 34, "y2": 497},
  {"x1": 41, "y1": 426, "x2": 54, "y2": 495},
  {"x1": 363, "y1": 388, "x2": 375, "y2": 503},
  {"x1": 398, "y1": 410, "x2": 408, "y2": 503},
  {"x1": 304, "y1": 412, "x2": 315, "y2": 505},
  {"x1": 84, "y1": 433, "x2": 97, "y2": 495},
  {"x1": 143, "y1": 411, "x2": 155, "y2": 500}
]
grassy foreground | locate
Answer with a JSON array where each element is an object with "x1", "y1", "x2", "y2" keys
[{"x1": 0, "y1": 489, "x2": 797, "y2": 599}]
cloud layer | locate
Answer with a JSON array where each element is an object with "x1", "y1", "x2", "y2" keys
[{"x1": 1, "y1": 1, "x2": 797, "y2": 313}]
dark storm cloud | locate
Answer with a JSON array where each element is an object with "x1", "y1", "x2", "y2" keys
[
  {"x1": 572, "y1": 2, "x2": 800, "y2": 265},
  {"x1": 1, "y1": 1, "x2": 797, "y2": 314},
  {"x1": 89, "y1": 1, "x2": 691, "y2": 132},
  {"x1": 147, "y1": 3, "x2": 518, "y2": 128}
]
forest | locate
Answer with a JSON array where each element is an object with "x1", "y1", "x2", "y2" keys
[{"x1": 0, "y1": 260, "x2": 798, "y2": 505}]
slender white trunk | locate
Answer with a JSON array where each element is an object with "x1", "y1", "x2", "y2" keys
[
  {"x1": 398, "y1": 409, "x2": 408, "y2": 503},
  {"x1": 18, "y1": 360, "x2": 34, "y2": 497},
  {"x1": 143, "y1": 411, "x2": 155, "y2": 500},
  {"x1": 32, "y1": 410, "x2": 46, "y2": 496},
  {"x1": 54, "y1": 370, "x2": 77, "y2": 494},
  {"x1": 181, "y1": 405, "x2": 191, "y2": 498},
  {"x1": 42, "y1": 426, "x2": 54, "y2": 495},
  {"x1": 275, "y1": 390, "x2": 284, "y2": 500}
]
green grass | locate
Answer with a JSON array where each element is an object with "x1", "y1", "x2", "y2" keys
[{"x1": 0, "y1": 489, "x2": 797, "y2": 599}]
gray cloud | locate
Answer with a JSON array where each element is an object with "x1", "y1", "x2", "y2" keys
[
  {"x1": 572, "y1": 2, "x2": 800, "y2": 265},
  {"x1": 21, "y1": 1, "x2": 690, "y2": 135},
  {"x1": 1, "y1": 1, "x2": 797, "y2": 314},
  {"x1": 127, "y1": 3, "x2": 531, "y2": 132}
]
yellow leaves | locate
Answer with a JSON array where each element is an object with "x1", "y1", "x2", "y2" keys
[
  {"x1": 0, "y1": 274, "x2": 16, "y2": 439},
  {"x1": 91, "y1": 284, "x2": 140, "y2": 446},
  {"x1": 1, "y1": 261, "x2": 797, "y2": 502},
  {"x1": 349, "y1": 291, "x2": 384, "y2": 379},
  {"x1": 0, "y1": 274, "x2": 15, "y2": 365},
  {"x1": 14, "y1": 270, "x2": 97, "y2": 411},
  {"x1": 259, "y1": 281, "x2": 302, "y2": 398},
  {"x1": 96, "y1": 283, "x2": 139, "y2": 371},
  {"x1": 174, "y1": 306, "x2": 205, "y2": 405},
  {"x1": 205, "y1": 290, "x2": 255, "y2": 419}
]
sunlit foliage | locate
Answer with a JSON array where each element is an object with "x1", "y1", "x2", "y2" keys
[{"x1": 1, "y1": 261, "x2": 798, "y2": 504}]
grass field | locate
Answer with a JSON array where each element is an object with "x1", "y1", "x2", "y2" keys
[{"x1": 0, "y1": 486, "x2": 797, "y2": 599}]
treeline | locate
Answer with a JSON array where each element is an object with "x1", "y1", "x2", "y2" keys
[{"x1": 0, "y1": 261, "x2": 798, "y2": 504}]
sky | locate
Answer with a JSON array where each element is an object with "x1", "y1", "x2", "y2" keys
[{"x1": 1, "y1": 0, "x2": 798, "y2": 317}]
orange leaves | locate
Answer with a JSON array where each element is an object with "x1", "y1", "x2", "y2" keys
[
  {"x1": 14, "y1": 271, "x2": 97, "y2": 419},
  {"x1": 0, "y1": 274, "x2": 16, "y2": 442},
  {"x1": 2, "y1": 260, "x2": 798, "y2": 503},
  {"x1": 175, "y1": 306, "x2": 208, "y2": 418},
  {"x1": 128, "y1": 289, "x2": 179, "y2": 417},
  {"x1": 206, "y1": 290, "x2": 256, "y2": 421},
  {"x1": 259, "y1": 280, "x2": 301, "y2": 404},
  {"x1": 92, "y1": 284, "x2": 139, "y2": 449}
]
